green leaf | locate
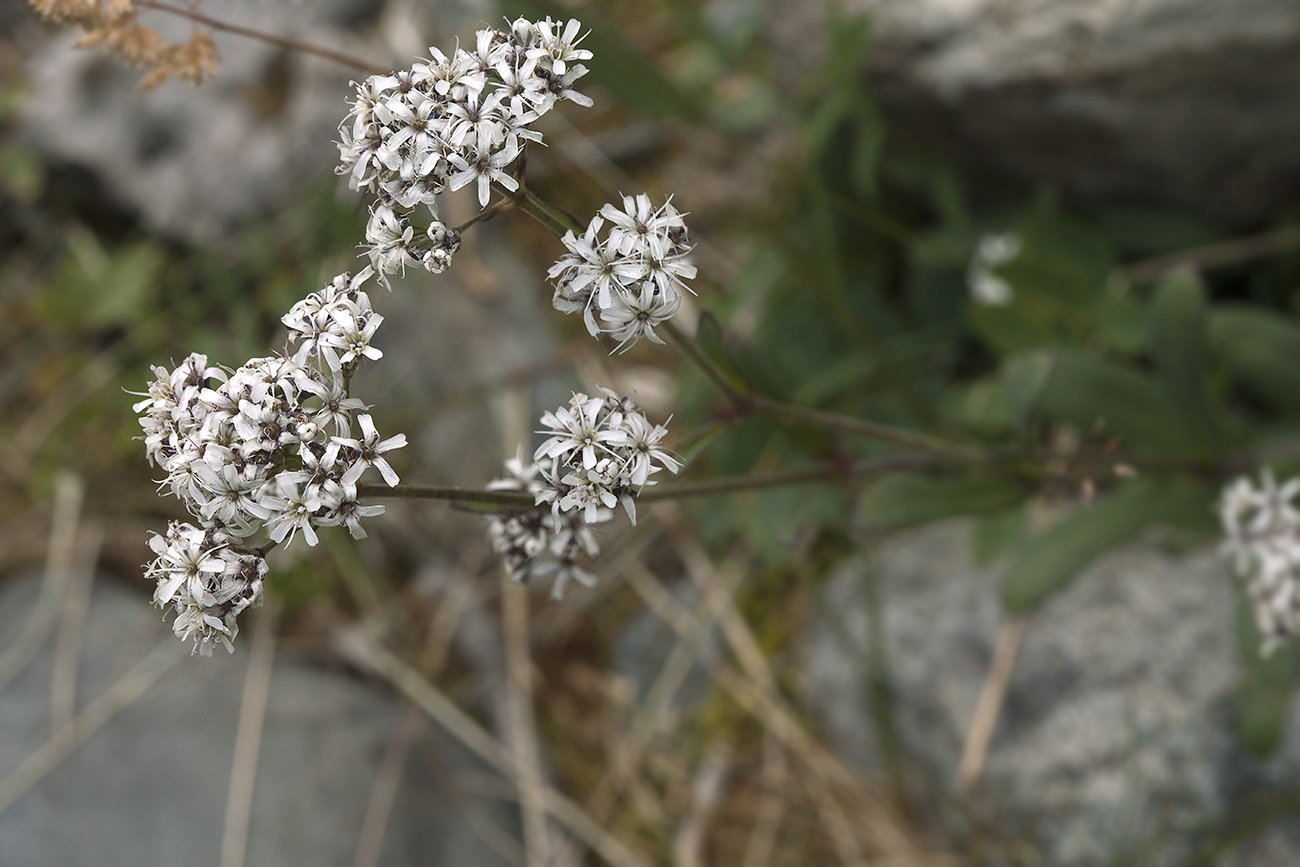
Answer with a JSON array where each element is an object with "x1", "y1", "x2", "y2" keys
[
  {"x1": 973, "y1": 505, "x2": 1029, "y2": 566},
  {"x1": 1002, "y1": 351, "x2": 1057, "y2": 437},
  {"x1": 1000, "y1": 480, "x2": 1206, "y2": 612},
  {"x1": 1208, "y1": 305, "x2": 1300, "y2": 414},
  {"x1": 1234, "y1": 591, "x2": 1299, "y2": 757},
  {"x1": 1149, "y1": 269, "x2": 1219, "y2": 455},
  {"x1": 1036, "y1": 351, "x2": 1199, "y2": 455},
  {"x1": 859, "y1": 472, "x2": 1027, "y2": 531}
]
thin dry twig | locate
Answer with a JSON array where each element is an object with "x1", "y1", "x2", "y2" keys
[
  {"x1": 0, "y1": 473, "x2": 85, "y2": 698},
  {"x1": 741, "y1": 734, "x2": 788, "y2": 867},
  {"x1": 502, "y1": 574, "x2": 550, "y2": 867},
  {"x1": 219, "y1": 600, "x2": 280, "y2": 867},
  {"x1": 551, "y1": 538, "x2": 744, "y2": 867},
  {"x1": 135, "y1": 0, "x2": 387, "y2": 75},
  {"x1": 623, "y1": 561, "x2": 936, "y2": 863},
  {"x1": 0, "y1": 639, "x2": 184, "y2": 816},
  {"x1": 331, "y1": 627, "x2": 651, "y2": 867},
  {"x1": 49, "y1": 522, "x2": 105, "y2": 733},
  {"x1": 353, "y1": 707, "x2": 422, "y2": 867},
  {"x1": 958, "y1": 616, "x2": 1026, "y2": 794},
  {"x1": 1111, "y1": 224, "x2": 1300, "y2": 286},
  {"x1": 672, "y1": 745, "x2": 732, "y2": 867}
]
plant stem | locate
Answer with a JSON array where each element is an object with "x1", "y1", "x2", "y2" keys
[
  {"x1": 518, "y1": 186, "x2": 584, "y2": 237},
  {"x1": 137, "y1": 0, "x2": 388, "y2": 75},
  {"x1": 661, "y1": 319, "x2": 750, "y2": 409},
  {"x1": 751, "y1": 395, "x2": 989, "y2": 464},
  {"x1": 639, "y1": 453, "x2": 938, "y2": 501},
  {"x1": 357, "y1": 454, "x2": 939, "y2": 509},
  {"x1": 356, "y1": 484, "x2": 536, "y2": 509}
]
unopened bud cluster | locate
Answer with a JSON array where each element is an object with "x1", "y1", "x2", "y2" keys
[
  {"x1": 1221, "y1": 470, "x2": 1300, "y2": 654},
  {"x1": 336, "y1": 17, "x2": 593, "y2": 283},
  {"x1": 550, "y1": 194, "x2": 695, "y2": 350},
  {"x1": 486, "y1": 390, "x2": 680, "y2": 597},
  {"x1": 134, "y1": 268, "x2": 406, "y2": 654}
]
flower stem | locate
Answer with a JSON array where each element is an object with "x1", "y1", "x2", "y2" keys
[
  {"x1": 638, "y1": 453, "x2": 939, "y2": 501},
  {"x1": 661, "y1": 318, "x2": 750, "y2": 409},
  {"x1": 359, "y1": 454, "x2": 941, "y2": 510},
  {"x1": 518, "y1": 186, "x2": 584, "y2": 237},
  {"x1": 356, "y1": 484, "x2": 536, "y2": 509},
  {"x1": 751, "y1": 395, "x2": 989, "y2": 464}
]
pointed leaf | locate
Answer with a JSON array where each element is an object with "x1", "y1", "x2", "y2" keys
[
  {"x1": 860, "y1": 472, "x2": 1027, "y2": 531},
  {"x1": 1036, "y1": 351, "x2": 1198, "y2": 455},
  {"x1": 1001, "y1": 480, "x2": 1206, "y2": 612},
  {"x1": 1002, "y1": 351, "x2": 1057, "y2": 436},
  {"x1": 1208, "y1": 305, "x2": 1300, "y2": 414},
  {"x1": 1150, "y1": 269, "x2": 1219, "y2": 454}
]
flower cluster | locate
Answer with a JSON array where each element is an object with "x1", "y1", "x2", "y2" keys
[
  {"x1": 549, "y1": 194, "x2": 696, "y2": 350},
  {"x1": 336, "y1": 17, "x2": 593, "y2": 284},
  {"x1": 535, "y1": 389, "x2": 680, "y2": 525},
  {"x1": 146, "y1": 522, "x2": 266, "y2": 656},
  {"x1": 1221, "y1": 470, "x2": 1300, "y2": 654},
  {"x1": 134, "y1": 269, "x2": 406, "y2": 653},
  {"x1": 485, "y1": 451, "x2": 604, "y2": 600},
  {"x1": 485, "y1": 390, "x2": 679, "y2": 597}
]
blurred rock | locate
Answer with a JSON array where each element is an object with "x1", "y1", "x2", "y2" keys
[
  {"x1": 853, "y1": 0, "x2": 1300, "y2": 223},
  {"x1": 805, "y1": 521, "x2": 1300, "y2": 865},
  {"x1": 18, "y1": 0, "x2": 407, "y2": 241},
  {"x1": 0, "y1": 573, "x2": 514, "y2": 867}
]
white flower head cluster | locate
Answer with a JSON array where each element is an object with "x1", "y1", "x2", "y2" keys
[
  {"x1": 146, "y1": 522, "x2": 266, "y2": 656},
  {"x1": 1221, "y1": 469, "x2": 1300, "y2": 654},
  {"x1": 968, "y1": 231, "x2": 1021, "y2": 306},
  {"x1": 535, "y1": 389, "x2": 680, "y2": 525},
  {"x1": 486, "y1": 450, "x2": 604, "y2": 600},
  {"x1": 134, "y1": 269, "x2": 406, "y2": 653},
  {"x1": 485, "y1": 390, "x2": 680, "y2": 597},
  {"x1": 549, "y1": 194, "x2": 696, "y2": 351},
  {"x1": 336, "y1": 17, "x2": 594, "y2": 285}
]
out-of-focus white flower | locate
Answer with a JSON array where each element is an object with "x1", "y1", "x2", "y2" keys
[
  {"x1": 967, "y1": 232, "x2": 1022, "y2": 306},
  {"x1": 1220, "y1": 469, "x2": 1300, "y2": 654},
  {"x1": 484, "y1": 447, "x2": 608, "y2": 598}
]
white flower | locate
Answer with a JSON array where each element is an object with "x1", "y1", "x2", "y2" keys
[
  {"x1": 548, "y1": 195, "x2": 694, "y2": 349},
  {"x1": 533, "y1": 390, "x2": 680, "y2": 526},
  {"x1": 1220, "y1": 469, "x2": 1300, "y2": 654},
  {"x1": 335, "y1": 413, "x2": 408, "y2": 488},
  {"x1": 968, "y1": 232, "x2": 1021, "y2": 306}
]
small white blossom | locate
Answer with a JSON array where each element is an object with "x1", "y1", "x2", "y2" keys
[{"x1": 968, "y1": 232, "x2": 1021, "y2": 306}]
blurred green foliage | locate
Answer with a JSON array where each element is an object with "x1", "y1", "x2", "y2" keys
[{"x1": 540, "y1": 0, "x2": 1300, "y2": 765}]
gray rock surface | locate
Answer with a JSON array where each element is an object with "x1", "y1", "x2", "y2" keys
[
  {"x1": 20, "y1": 0, "x2": 388, "y2": 241},
  {"x1": 806, "y1": 520, "x2": 1300, "y2": 866},
  {"x1": 0, "y1": 573, "x2": 514, "y2": 867},
  {"x1": 852, "y1": 0, "x2": 1300, "y2": 222}
]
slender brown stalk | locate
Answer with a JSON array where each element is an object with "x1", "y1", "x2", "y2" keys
[
  {"x1": 661, "y1": 318, "x2": 750, "y2": 409},
  {"x1": 137, "y1": 0, "x2": 389, "y2": 75},
  {"x1": 357, "y1": 453, "x2": 937, "y2": 508},
  {"x1": 751, "y1": 395, "x2": 990, "y2": 464},
  {"x1": 1112, "y1": 224, "x2": 1300, "y2": 286},
  {"x1": 518, "y1": 186, "x2": 583, "y2": 237}
]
